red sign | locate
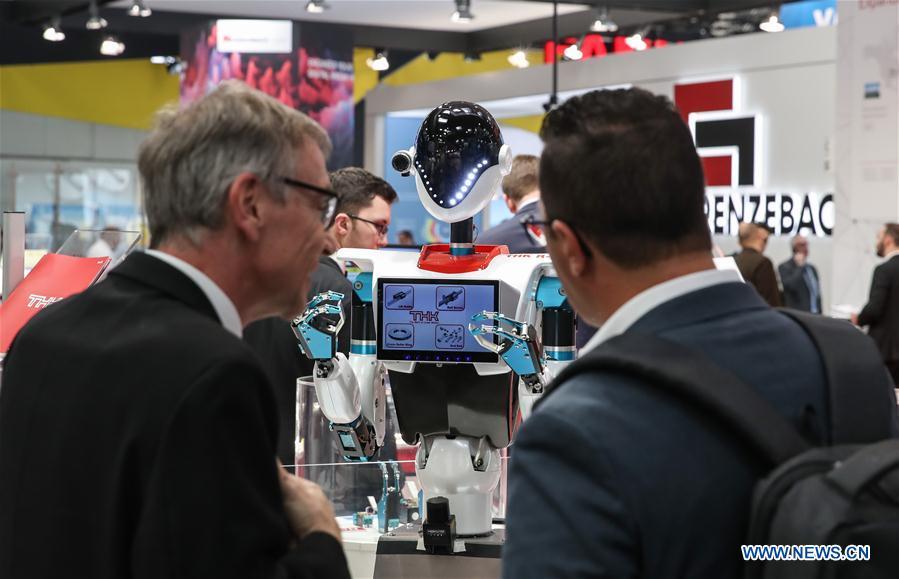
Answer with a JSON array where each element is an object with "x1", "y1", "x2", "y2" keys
[
  {"x1": 0, "y1": 253, "x2": 109, "y2": 352},
  {"x1": 543, "y1": 34, "x2": 671, "y2": 63}
]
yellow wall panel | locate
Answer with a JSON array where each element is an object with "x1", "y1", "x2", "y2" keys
[
  {"x1": 500, "y1": 114, "x2": 544, "y2": 134},
  {"x1": 0, "y1": 59, "x2": 179, "y2": 130},
  {"x1": 383, "y1": 48, "x2": 542, "y2": 87}
]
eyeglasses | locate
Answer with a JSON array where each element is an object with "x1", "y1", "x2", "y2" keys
[
  {"x1": 278, "y1": 176, "x2": 339, "y2": 228},
  {"x1": 348, "y1": 214, "x2": 389, "y2": 237},
  {"x1": 521, "y1": 214, "x2": 593, "y2": 258}
]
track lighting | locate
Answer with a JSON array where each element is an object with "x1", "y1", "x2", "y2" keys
[
  {"x1": 759, "y1": 13, "x2": 784, "y2": 33},
  {"x1": 590, "y1": 6, "x2": 618, "y2": 33},
  {"x1": 100, "y1": 35, "x2": 126, "y2": 56},
  {"x1": 451, "y1": 0, "x2": 474, "y2": 23},
  {"x1": 366, "y1": 49, "x2": 389, "y2": 72},
  {"x1": 305, "y1": 1, "x2": 329, "y2": 14},
  {"x1": 42, "y1": 17, "x2": 65, "y2": 42},
  {"x1": 86, "y1": 1, "x2": 108, "y2": 30},
  {"x1": 507, "y1": 50, "x2": 529, "y2": 69},
  {"x1": 128, "y1": 0, "x2": 152, "y2": 18}
]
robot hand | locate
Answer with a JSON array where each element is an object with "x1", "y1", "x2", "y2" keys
[
  {"x1": 291, "y1": 291, "x2": 345, "y2": 360},
  {"x1": 469, "y1": 311, "x2": 546, "y2": 395}
]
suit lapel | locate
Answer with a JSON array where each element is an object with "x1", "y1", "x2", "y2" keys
[{"x1": 109, "y1": 252, "x2": 219, "y2": 323}]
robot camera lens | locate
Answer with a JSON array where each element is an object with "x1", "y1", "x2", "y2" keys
[{"x1": 391, "y1": 151, "x2": 413, "y2": 175}]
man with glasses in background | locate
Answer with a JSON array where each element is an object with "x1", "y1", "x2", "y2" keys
[
  {"x1": 0, "y1": 81, "x2": 350, "y2": 579},
  {"x1": 245, "y1": 167, "x2": 397, "y2": 512}
]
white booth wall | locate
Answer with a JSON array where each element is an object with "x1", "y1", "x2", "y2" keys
[{"x1": 364, "y1": 27, "x2": 840, "y2": 312}]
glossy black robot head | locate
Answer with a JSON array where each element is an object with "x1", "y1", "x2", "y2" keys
[{"x1": 394, "y1": 101, "x2": 511, "y2": 223}]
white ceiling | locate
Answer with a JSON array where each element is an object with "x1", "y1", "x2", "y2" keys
[{"x1": 110, "y1": 1, "x2": 593, "y2": 32}]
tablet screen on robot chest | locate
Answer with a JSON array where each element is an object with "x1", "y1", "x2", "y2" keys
[{"x1": 377, "y1": 278, "x2": 499, "y2": 363}]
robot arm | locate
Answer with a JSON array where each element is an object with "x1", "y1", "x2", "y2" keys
[
  {"x1": 292, "y1": 291, "x2": 380, "y2": 461},
  {"x1": 469, "y1": 312, "x2": 552, "y2": 419}
]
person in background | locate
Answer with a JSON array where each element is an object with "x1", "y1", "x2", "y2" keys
[
  {"x1": 86, "y1": 226, "x2": 124, "y2": 261},
  {"x1": 244, "y1": 167, "x2": 398, "y2": 512},
  {"x1": 397, "y1": 229, "x2": 416, "y2": 246},
  {"x1": 852, "y1": 223, "x2": 899, "y2": 385},
  {"x1": 0, "y1": 81, "x2": 350, "y2": 579},
  {"x1": 778, "y1": 234, "x2": 822, "y2": 313},
  {"x1": 501, "y1": 87, "x2": 897, "y2": 579},
  {"x1": 733, "y1": 222, "x2": 782, "y2": 307},
  {"x1": 478, "y1": 154, "x2": 545, "y2": 253}
]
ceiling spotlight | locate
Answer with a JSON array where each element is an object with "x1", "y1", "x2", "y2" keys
[
  {"x1": 759, "y1": 13, "x2": 784, "y2": 32},
  {"x1": 590, "y1": 6, "x2": 618, "y2": 33},
  {"x1": 100, "y1": 35, "x2": 126, "y2": 56},
  {"x1": 366, "y1": 49, "x2": 389, "y2": 71},
  {"x1": 463, "y1": 51, "x2": 482, "y2": 62},
  {"x1": 86, "y1": 1, "x2": 108, "y2": 30},
  {"x1": 507, "y1": 49, "x2": 530, "y2": 68},
  {"x1": 451, "y1": 0, "x2": 474, "y2": 23},
  {"x1": 625, "y1": 33, "x2": 648, "y2": 51},
  {"x1": 305, "y1": 0, "x2": 329, "y2": 14},
  {"x1": 128, "y1": 0, "x2": 152, "y2": 18},
  {"x1": 42, "y1": 17, "x2": 65, "y2": 42},
  {"x1": 563, "y1": 42, "x2": 583, "y2": 60}
]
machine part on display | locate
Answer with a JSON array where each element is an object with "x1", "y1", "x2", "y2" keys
[
  {"x1": 291, "y1": 290, "x2": 345, "y2": 359},
  {"x1": 469, "y1": 311, "x2": 546, "y2": 392},
  {"x1": 416, "y1": 436, "x2": 501, "y2": 537},
  {"x1": 422, "y1": 496, "x2": 457, "y2": 555}
]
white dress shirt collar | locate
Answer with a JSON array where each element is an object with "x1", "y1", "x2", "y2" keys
[
  {"x1": 145, "y1": 250, "x2": 243, "y2": 337},
  {"x1": 580, "y1": 268, "x2": 743, "y2": 355}
]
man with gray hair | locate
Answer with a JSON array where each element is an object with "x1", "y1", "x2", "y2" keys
[
  {"x1": 0, "y1": 81, "x2": 351, "y2": 579},
  {"x1": 778, "y1": 234, "x2": 822, "y2": 313}
]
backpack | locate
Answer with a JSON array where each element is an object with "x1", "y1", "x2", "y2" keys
[{"x1": 538, "y1": 309, "x2": 899, "y2": 578}]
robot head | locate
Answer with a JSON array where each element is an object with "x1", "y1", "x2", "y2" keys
[{"x1": 393, "y1": 101, "x2": 512, "y2": 223}]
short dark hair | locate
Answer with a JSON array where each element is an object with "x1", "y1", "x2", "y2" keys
[
  {"x1": 539, "y1": 88, "x2": 711, "y2": 269},
  {"x1": 329, "y1": 167, "x2": 397, "y2": 215},
  {"x1": 501, "y1": 155, "x2": 540, "y2": 202},
  {"x1": 885, "y1": 223, "x2": 899, "y2": 245}
]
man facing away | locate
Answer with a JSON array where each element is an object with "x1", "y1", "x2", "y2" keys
[
  {"x1": 477, "y1": 154, "x2": 545, "y2": 253},
  {"x1": 733, "y1": 221, "x2": 782, "y2": 307},
  {"x1": 853, "y1": 223, "x2": 899, "y2": 385},
  {"x1": 502, "y1": 88, "x2": 897, "y2": 578},
  {"x1": 778, "y1": 234, "x2": 823, "y2": 313},
  {"x1": 0, "y1": 81, "x2": 350, "y2": 579},
  {"x1": 244, "y1": 167, "x2": 397, "y2": 471}
]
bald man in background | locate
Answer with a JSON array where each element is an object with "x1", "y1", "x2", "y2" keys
[{"x1": 733, "y1": 222, "x2": 782, "y2": 307}]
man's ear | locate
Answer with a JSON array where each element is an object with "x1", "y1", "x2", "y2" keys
[
  {"x1": 332, "y1": 213, "x2": 352, "y2": 239},
  {"x1": 226, "y1": 172, "x2": 266, "y2": 242},
  {"x1": 550, "y1": 220, "x2": 589, "y2": 277}
]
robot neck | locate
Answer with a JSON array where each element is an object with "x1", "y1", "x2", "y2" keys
[{"x1": 449, "y1": 218, "x2": 474, "y2": 256}]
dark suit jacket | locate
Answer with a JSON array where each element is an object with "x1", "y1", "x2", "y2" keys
[
  {"x1": 244, "y1": 257, "x2": 353, "y2": 469},
  {"x1": 477, "y1": 202, "x2": 545, "y2": 253},
  {"x1": 504, "y1": 281, "x2": 895, "y2": 578},
  {"x1": 858, "y1": 254, "x2": 899, "y2": 363},
  {"x1": 778, "y1": 258, "x2": 822, "y2": 312},
  {"x1": 0, "y1": 251, "x2": 349, "y2": 579},
  {"x1": 733, "y1": 248, "x2": 783, "y2": 307}
]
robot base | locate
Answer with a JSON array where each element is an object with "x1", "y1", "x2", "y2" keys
[{"x1": 415, "y1": 436, "x2": 501, "y2": 537}]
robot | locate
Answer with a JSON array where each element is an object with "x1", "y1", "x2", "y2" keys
[{"x1": 292, "y1": 102, "x2": 577, "y2": 549}]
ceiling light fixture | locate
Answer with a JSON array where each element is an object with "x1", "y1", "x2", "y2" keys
[
  {"x1": 451, "y1": 0, "x2": 474, "y2": 23},
  {"x1": 625, "y1": 32, "x2": 648, "y2": 51},
  {"x1": 463, "y1": 51, "x2": 482, "y2": 62},
  {"x1": 305, "y1": 0, "x2": 329, "y2": 14},
  {"x1": 590, "y1": 6, "x2": 618, "y2": 33},
  {"x1": 42, "y1": 17, "x2": 65, "y2": 42},
  {"x1": 366, "y1": 49, "x2": 390, "y2": 71},
  {"x1": 507, "y1": 49, "x2": 530, "y2": 68},
  {"x1": 86, "y1": 0, "x2": 108, "y2": 30},
  {"x1": 128, "y1": 0, "x2": 152, "y2": 18},
  {"x1": 759, "y1": 13, "x2": 784, "y2": 32},
  {"x1": 563, "y1": 42, "x2": 583, "y2": 60},
  {"x1": 100, "y1": 35, "x2": 126, "y2": 56}
]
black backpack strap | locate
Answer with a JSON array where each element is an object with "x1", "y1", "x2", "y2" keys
[
  {"x1": 539, "y1": 332, "x2": 809, "y2": 465},
  {"x1": 777, "y1": 309, "x2": 899, "y2": 444},
  {"x1": 827, "y1": 439, "x2": 899, "y2": 497}
]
